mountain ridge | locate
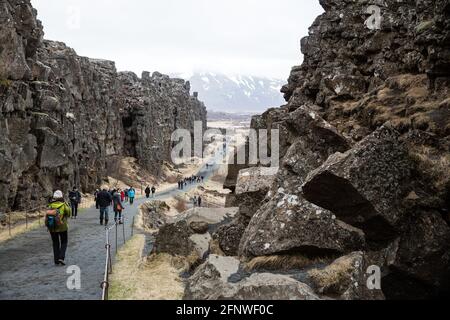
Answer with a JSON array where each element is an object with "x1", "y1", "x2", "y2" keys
[{"x1": 171, "y1": 72, "x2": 286, "y2": 113}]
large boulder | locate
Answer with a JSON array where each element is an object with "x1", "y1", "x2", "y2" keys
[
  {"x1": 382, "y1": 211, "x2": 450, "y2": 299},
  {"x1": 184, "y1": 255, "x2": 319, "y2": 300},
  {"x1": 215, "y1": 168, "x2": 277, "y2": 256},
  {"x1": 153, "y1": 221, "x2": 196, "y2": 257},
  {"x1": 302, "y1": 125, "x2": 417, "y2": 246},
  {"x1": 233, "y1": 167, "x2": 278, "y2": 218},
  {"x1": 239, "y1": 183, "x2": 366, "y2": 257},
  {"x1": 174, "y1": 207, "x2": 238, "y2": 230},
  {"x1": 214, "y1": 215, "x2": 250, "y2": 256},
  {"x1": 139, "y1": 201, "x2": 170, "y2": 230},
  {"x1": 239, "y1": 107, "x2": 361, "y2": 258}
]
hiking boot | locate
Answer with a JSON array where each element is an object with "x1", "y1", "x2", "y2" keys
[
  {"x1": 58, "y1": 259, "x2": 66, "y2": 266},
  {"x1": 100, "y1": 220, "x2": 103, "y2": 226}
]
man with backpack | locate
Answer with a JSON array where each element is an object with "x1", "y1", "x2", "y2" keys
[
  {"x1": 151, "y1": 186, "x2": 156, "y2": 198},
  {"x1": 68, "y1": 187, "x2": 82, "y2": 219},
  {"x1": 128, "y1": 187, "x2": 136, "y2": 205},
  {"x1": 46, "y1": 190, "x2": 72, "y2": 266},
  {"x1": 97, "y1": 188, "x2": 113, "y2": 226},
  {"x1": 145, "y1": 186, "x2": 151, "y2": 198}
]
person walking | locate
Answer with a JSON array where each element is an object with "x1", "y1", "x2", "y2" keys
[
  {"x1": 112, "y1": 190, "x2": 124, "y2": 224},
  {"x1": 145, "y1": 186, "x2": 151, "y2": 199},
  {"x1": 46, "y1": 190, "x2": 71, "y2": 266},
  {"x1": 198, "y1": 196, "x2": 202, "y2": 208},
  {"x1": 97, "y1": 188, "x2": 113, "y2": 226},
  {"x1": 124, "y1": 188, "x2": 129, "y2": 203},
  {"x1": 128, "y1": 187, "x2": 136, "y2": 205},
  {"x1": 94, "y1": 189, "x2": 100, "y2": 209},
  {"x1": 68, "y1": 187, "x2": 81, "y2": 219},
  {"x1": 120, "y1": 189, "x2": 125, "y2": 202},
  {"x1": 151, "y1": 186, "x2": 156, "y2": 198},
  {"x1": 193, "y1": 196, "x2": 198, "y2": 208}
]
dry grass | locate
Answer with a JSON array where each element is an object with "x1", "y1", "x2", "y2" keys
[
  {"x1": 244, "y1": 254, "x2": 331, "y2": 272},
  {"x1": 109, "y1": 235, "x2": 185, "y2": 300},
  {"x1": 410, "y1": 145, "x2": 450, "y2": 191},
  {"x1": 209, "y1": 238, "x2": 225, "y2": 256},
  {"x1": 0, "y1": 220, "x2": 41, "y2": 243},
  {"x1": 0, "y1": 210, "x2": 46, "y2": 243},
  {"x1": 308, "y1": 257, "x2": 355, "y2": 293}
]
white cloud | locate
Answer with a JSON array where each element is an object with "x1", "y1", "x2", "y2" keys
[{"x1": 31, "y1": 0, "x2": 324, "y2": 79}]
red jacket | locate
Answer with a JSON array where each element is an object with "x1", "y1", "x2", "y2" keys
[{"x1": 120, "y1": 191, "x2": 125, "y2": 201}]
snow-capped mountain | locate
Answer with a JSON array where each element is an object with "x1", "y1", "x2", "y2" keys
[{"x1": 173, "y1": 72, "x2": 286, "y2": 113}]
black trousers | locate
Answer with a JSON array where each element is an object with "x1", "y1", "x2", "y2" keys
[
  {"x1": 71, "y1": 202, "x2": 78, "y2": 217},
  {"x1": 50, "y1": 231, "x2": 68, "y2": 263}
]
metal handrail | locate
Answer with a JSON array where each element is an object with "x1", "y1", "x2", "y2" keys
[{"x1": 100, "y1": 217, "x2": 128, "y2": 301}]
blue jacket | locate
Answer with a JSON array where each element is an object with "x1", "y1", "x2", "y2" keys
[{"x1": 128, "y1": 189, "x2": 136, "y2": 198}]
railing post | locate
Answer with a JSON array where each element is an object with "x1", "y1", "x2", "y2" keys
[
  {"x1": 115, "y1": 223, "x2": 118, "y2": 254},
  {"x1": 122, "y1": 218, "x2": 126, "y2": 244},
  {"x1": 26, "y1": 212, "x2": 28, "y2": 230},
  {"x1": 8, "y1": 213, "x2": 11, "y2": 237},
  {"x1": 131, "y1": 216, "x2": 135, "y2": 237}
]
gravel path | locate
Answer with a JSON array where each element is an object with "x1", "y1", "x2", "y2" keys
[{"x1": 0, "y1": 155, "x2": 221, "y2": 300}]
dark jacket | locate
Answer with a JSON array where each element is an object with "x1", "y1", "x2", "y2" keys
[
  {"x1": 97, "y1": 190, "x2": 112, "y2": 208},
  {"x1": 145, "y1": 187, "x2": 151, "y2": 195},
  {"x1": 69, "y1": 190, "x2": 81, "y2": 204}
]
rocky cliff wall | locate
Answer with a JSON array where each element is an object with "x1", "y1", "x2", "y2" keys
[
  {"x1": 0, "y1": 0, "x2": 206, "y2": 212},
  {"x1": 218, "y1": 0, "x2": 450, "y2": 299}
]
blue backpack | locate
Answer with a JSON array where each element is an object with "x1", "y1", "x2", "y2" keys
[{"x1": 45, "y1": 204, "x2": 64, "y2": 231}]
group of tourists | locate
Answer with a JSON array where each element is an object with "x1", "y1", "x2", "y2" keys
[
  {"x1": 178, "y1": 175, "x2": 204, "y2": 190},
  {"x1": 145, "y1": 186, "x2": 157, "y2": 199},
  {"x1": 44, "y1": 176, "x2": 190, "y2": 266},
  {"x1": 192, "y1": 195, "x2": 203, "y2": 208}
]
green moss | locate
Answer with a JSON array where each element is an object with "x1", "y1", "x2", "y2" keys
[{"x1": 415, "y1": 20, "x2": 434, "y2": 33}]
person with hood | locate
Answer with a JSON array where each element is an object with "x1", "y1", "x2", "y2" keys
[
  {"x1": 145, "y1": 186, "x2": 151, "y2": 198},
  {"x1": 68, "y1": 187, "x2": 82, "y2": 219},
  {"x1": 46, "y1": 190, "x2": 71, "y2": 266},
  {"x1": 128, "y1": 187, "x2": 136, "y2": 205},
  {"x1": 94, "y1": 189, "x2": 100, "y2": 209},
  {"x1": 112, "y1": 190, "x2": 124, "y2": 224},
  {"x1": 97, "y1": 188, "x2": 113, "y2": 226}
]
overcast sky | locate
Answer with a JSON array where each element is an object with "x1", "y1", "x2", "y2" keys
[{"x1": 31, "y1": 0, "x2": 323, "y2": 79}]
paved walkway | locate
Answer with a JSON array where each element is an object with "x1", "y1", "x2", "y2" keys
[{"x1": 0, "y1": 152, "x2": 222, "y2": 300}]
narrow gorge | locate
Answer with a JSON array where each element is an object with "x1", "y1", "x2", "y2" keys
[
  {"x1": 0, "y1": 0, "x2": 449, "y2": 302},
  {"x1": 0, "y1": 0, "x2": 207, "y2": 213}
]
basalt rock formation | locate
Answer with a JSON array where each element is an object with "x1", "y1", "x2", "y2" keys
[
  {"x1": 0, "y1": 0, "x2": 207, "y2": 213},
  {"x1": 215, "y1": 0, "x2": 450, "y2": 300}
]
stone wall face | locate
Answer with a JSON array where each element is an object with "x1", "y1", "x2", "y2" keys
[
  {"x1": 0, "y1": 0, "x2": 207, "y2": 212},
  {"x1": 217, "y1": 0, "x2": 450, "y2": 299}
]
